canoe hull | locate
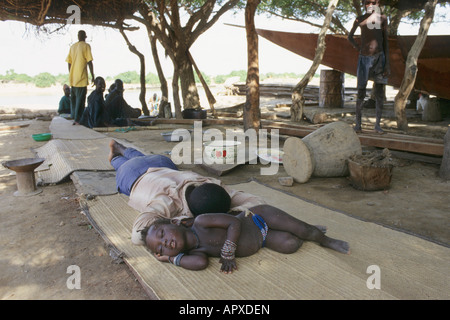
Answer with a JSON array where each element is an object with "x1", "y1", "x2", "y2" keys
[{"x1": 257, "y1": 29, "x2": 450, "y2": 100}]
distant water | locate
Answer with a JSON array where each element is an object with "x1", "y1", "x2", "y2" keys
[
  {"x1": 0, "y1": 89, "x2": 147, "y2": 110},
  {"x1": 0, "y1": 87, "x2": 223, "y2": 111}
]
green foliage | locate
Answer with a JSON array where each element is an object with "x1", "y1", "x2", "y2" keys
[
  {"x1": 213, "y1": 70, "x2": 303, "y2": 83},
  {"x1": 113, "y1": 71, "x2": 141, "y2": 84},
  {"x1": 55, "y1": 73, "x2": 69, "y2": 85},
  {"x1": 34, "y1": 72, "x2": 56, "y2": 88},
  {"x1": 0, "y1": 69, "x2": 33, "y2": 83},
  {"x1": 0, "y1": 69, "x2": 68, "y2": 87},
  {"x1": 194, "y1": 71, "x2": 211, "y2": 85},
  {"x1": 146, "y1": 72, "x2": 160, "y2": 85}
]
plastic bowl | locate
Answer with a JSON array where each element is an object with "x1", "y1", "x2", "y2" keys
[{"x1": 32, "y1": 133, "x2": 52, "y2": 141}]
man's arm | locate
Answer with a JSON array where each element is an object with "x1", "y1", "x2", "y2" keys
[
  {"x1": 348, "y1": 19, "x2": 361, "y2": 52},
  {"x1": 88, "y1": 61, "x2": 94, "y2": 84},
  {"x1": 67, "y1": 63, "x2": 71, "y2": 73}
]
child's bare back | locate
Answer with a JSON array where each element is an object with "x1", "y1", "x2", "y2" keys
[{"x1": 190, "y1": 211, "x2": 266, "y2": 258}]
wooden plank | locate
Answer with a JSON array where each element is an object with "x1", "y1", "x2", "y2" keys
[
  {"x1": 358, "y1": 134, "x2": 444, "y2": 156},
  {"x1": 149, "y1": 118, "x2": 444, "y2": 156}
]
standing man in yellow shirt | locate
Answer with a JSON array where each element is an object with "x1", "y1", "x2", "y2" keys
[{"x1": 66, "y1": 30, "x2": 94, "y2": 125}]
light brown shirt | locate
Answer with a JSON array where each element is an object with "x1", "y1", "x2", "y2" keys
[{"x1": 129, "y1": 167, "x2": 265, "y2": 245}]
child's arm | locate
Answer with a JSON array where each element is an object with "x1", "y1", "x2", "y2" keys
[
  {"x1": 155, "y1": 251, "x2": 209, "y2": 271},
  {"x1": 348, "y1": 19, "x2": 361, "y2": 52},
  {"x1": 381, "y1": 15, "x2": 390, "y2": 76},
  {"x1": 195, "y1": 214, "x2": 242, "y2": 274}
]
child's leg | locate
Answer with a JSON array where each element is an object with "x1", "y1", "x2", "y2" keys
[
  {"x1": 355, "y1": 55, "x2": 369, "y2": 132},
  {"x1": 374, "y1": 83, "x2": 385, "y2": 133},
  {"x1": 250, "y1": 205, "x2": 350, "y2": 254}
]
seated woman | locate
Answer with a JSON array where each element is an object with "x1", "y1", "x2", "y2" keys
[
  {"x1": 79, "y1": 77, "x2": 109, "y2": 128},
  {"x1": 143, "y1": 208, "x2": 350, "y2": 274}
]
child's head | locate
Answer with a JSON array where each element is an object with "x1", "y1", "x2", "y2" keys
[
  {"x1": 364, "y1": 0, "x2": 380, "y2": 12},
  {"x1": 63, "y1": 84, "x2": 70, "y2": 96},
  {"x1": 142, "y1": 219, "x2": 186, "y2": 256},
  {"x1": 186, "y1": 183, "x2": 231, "y2": 216}
]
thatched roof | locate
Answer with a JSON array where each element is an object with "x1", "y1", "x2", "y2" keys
[
  {"x1": 0, "y1": 0, "x2": 447, "y2": 27},
  {"x1": 383, "y1": 0, "x2": 448, "y2": 10},
  {"x1": 0, "y1": 0, "x2": 141, "y2": 26}
]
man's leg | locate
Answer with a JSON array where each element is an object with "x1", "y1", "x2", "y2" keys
[
  {"x1": 109, "y1": 139, "x2": 179, "y2": 196},
  {"x1": 70, "y1": 87, "x2": 76, "y2": 120},
  {"x1": 73, "y1": 87, "x2": 87, "y2": 123},
  {"x1": 355, "y1": 55, "x2": 369, "y2": 133}
]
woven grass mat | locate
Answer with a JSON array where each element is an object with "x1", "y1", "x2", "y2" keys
[
  {"x1": 83, "y1": 181, "x2": 450, "y2": 300},
  {"x1": 49, "y1": 117, "x2": 106, "y2": 140},
  {"x1": 34, "y1": 138, "x2": 114, "y2": 184}
]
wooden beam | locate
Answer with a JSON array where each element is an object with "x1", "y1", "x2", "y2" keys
[{"x1": 149, "y1": 118, "x2": 444, "y2": 156}]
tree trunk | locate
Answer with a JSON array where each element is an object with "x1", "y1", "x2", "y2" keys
[
  {"x1": 291, "y1": 0, "x2": 339, "y2": 122},
  {"x1": 169, "y1": 46, "x2": 202, "y2": 118},
  {"x1": 188, "y1": 51, "x2": 217, "y2": 118},
  {"x1": 148, "y1": 31, "x2": 169, "y2": 118},
  {"x1": 172, "y1": 66, "x2": 183, "y2": 119},
  {"x1": 244, "y1": 0, "x2": 262, "y2": 132},
  {"x1": 119, "y1": 27, "x2": 149, "y2": 116},
  {"x1": 393, "y1": 0, "x2": 437, "y2": 131}
]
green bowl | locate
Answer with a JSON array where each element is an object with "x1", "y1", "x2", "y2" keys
[{"x1": 32, "y1": 133, "x2": 52, "y2": 141}]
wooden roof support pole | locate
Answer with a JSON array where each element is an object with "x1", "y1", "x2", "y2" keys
[
  {"x1": 187, "y1": 50, "x2": 217, "y2": 118},
  {"x1": 291, "y1": 0, "x2": 340, "y2": 122},
  {"x1": 394, "y1": 0, "x2": 437, "y2": 131},
  {"x1": 119, "y1": 25, "x2": 149, "y2": 116},
  {"x1": 244, "y1": 0, "x2": 262, "y2": 132}
]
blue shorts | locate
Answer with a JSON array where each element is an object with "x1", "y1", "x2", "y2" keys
[
  {"x1": 357, "y1": 52, "x2": 388, "y2": 89},
  {"x1": 252, "y1": 214, "x2": 268, "y2": 247},
  {"x1": 111, "y1": 148, "x2": 178, "y2": 196}
]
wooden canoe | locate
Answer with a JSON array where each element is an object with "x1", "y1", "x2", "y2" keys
[{"x1": 256, "y1": 28, "x2": 450, "y2": 100}]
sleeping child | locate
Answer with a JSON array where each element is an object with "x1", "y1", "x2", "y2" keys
[{"x1": 142, "y1": 204, "x2": 350, "y2": 274}]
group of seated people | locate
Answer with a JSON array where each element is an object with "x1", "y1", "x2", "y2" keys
[{"x1": 58, "y1": 77, "x2": 142, "y2": 128}]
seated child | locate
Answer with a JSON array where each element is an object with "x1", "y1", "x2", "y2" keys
[
  {"x1": 58, "y1": 84, "x2": 71, "y2": 117},
  {"x1": 142, "y1": 205, "x2": 350, "y2": 274}
]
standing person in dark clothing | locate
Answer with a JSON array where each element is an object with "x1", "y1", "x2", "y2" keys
[{"x1": 348, "y1": 0, "x2": 390, "y2": 134}]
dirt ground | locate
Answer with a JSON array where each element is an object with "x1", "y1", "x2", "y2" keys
[{"x1": 0, "y1": 97, "x2": 449, "y2": 300}]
